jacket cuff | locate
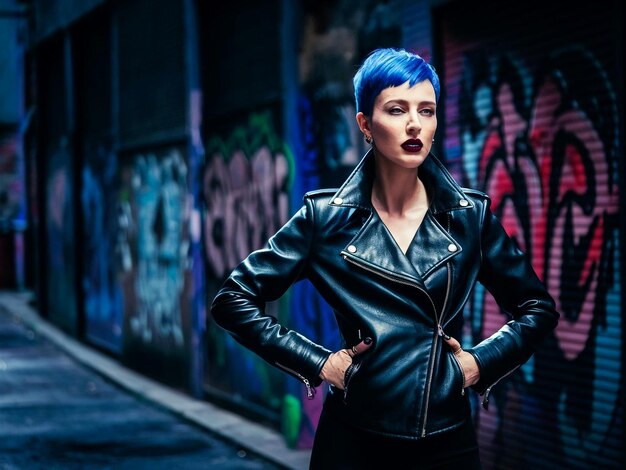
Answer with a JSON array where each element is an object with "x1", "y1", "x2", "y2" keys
[
  {"x1": 306, "y1": 345, "x2": 332, "y2": 387},
  {"x1": 275, "y1": 342, "x2": 332, "y2": 388},
  {"x1": 465, "y1": 328, "x2": 522, "y2": 395}
]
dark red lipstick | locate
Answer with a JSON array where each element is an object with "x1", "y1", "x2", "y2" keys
[{"x1": 401, "y1": 138, "x2": 423, "y2": 153}]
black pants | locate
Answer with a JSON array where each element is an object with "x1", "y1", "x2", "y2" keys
[{"x1": 310, "y1": 409, "x2": 483, "y2": 470}]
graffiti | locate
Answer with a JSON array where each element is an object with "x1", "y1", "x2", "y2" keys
[
  {"x1": 202, "y1": 110, "x2": 293, "y2": 423},
  {"x1": 81, "y1": 141, "x2": 123, "y2": 352},
  {"x1": 120, "y1": 149, "x2": 189, "y2": 347},
  {"x1": 202, "y1": 112, "x2": 291, "y2": 281},
  {"x1": 457, "y1": 48, "x2": 621, "y2": 468}
]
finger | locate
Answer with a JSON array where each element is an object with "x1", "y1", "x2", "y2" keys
[
  {"x1": 444, "y1": 335, "x2": 462, "y2": 353},
  {"x1": 347, "y1": 337, "x2": 373, "y2": 357}
]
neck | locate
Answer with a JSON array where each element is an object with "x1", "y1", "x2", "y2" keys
[{"x1": 371, "y1": 154, "x2": 426, "y2": 216}]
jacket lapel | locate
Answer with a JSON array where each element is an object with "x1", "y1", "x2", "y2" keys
[
  {"x1": 405, "y1": 212, "x2": 460, "y2": 279},
  {"x1": 344, "y1": 210, "x2": 426, "y2": 287},
  {"x1": 330, "y1": 149, "x2": 472, "y2": 283}
]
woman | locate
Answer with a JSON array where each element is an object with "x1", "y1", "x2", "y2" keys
[{"x1": 211, "y1": 48, "x2": 559, "y2": 469}]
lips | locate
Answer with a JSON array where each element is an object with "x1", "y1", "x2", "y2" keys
[{"x1": 401, "y1": 139, "x2": 423, "y2": 153}]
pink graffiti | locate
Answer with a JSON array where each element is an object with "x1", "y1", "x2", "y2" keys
[
  {"x1": 203, "y1": 146, "x2": 289, "y2": 279},
  {"x1": 478, "y1": 76, "x2": 618, "y2": 361}
]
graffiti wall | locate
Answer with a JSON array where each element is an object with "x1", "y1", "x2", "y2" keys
[
  {"x1": 118, "y1": 146, "x2": 193, "y2": 386},
  {"x1": 202, "y1": 110, "x2": 292, "y2": 421},
  {"x1": 440, "y1": 1, "x2": 622, "y2": 468},
  {"x1": 81, "y1": 139, "x2": 123, "y2": 353}
]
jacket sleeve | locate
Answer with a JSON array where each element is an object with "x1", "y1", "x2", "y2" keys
[
  {"x1": 467, "y1": 197, "x2": 559, "y2": 397},
  {"x1": 210, "y1": 196, "x2": 331, "y2": 388}
]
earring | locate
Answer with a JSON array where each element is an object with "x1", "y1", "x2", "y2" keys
[
  {"x1": 365, "y1": 135, "x2": 372, "y2": 144},
  {"x1": 432, "y1": 138, "x2": 435, "y2": 143}
]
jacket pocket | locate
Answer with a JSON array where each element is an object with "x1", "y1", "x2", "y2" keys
[
  {"x1": 342, "y1": 358, "x2": 364, "y2": 404},
  {"x1": 449, "y1": 352, "x2": 466, "y2": 397}
]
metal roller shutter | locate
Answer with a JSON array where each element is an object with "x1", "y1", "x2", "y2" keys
[{"x1": 437, "y1": 0, "x2": 622, "y2": 468}]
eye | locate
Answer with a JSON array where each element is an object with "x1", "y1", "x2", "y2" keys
[
  {"x1": 419, "y1": 108, "x2": 435, "y2": 116},
  {"x1": 389, "y1": 107, "x2": 404, "y2": 115}
]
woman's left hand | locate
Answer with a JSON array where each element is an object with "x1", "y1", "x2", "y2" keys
[
  {"x1": 319, "y1": 338, "x2": 373, "y2": 389},
  {"x1": 444, "y1": 335, "x2": 480, "y2": 388}
]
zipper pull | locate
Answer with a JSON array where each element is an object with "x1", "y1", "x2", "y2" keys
[
  {"x1": 482, "y1": 387, "x2": 491, "y2": 410},
  {"x1": 303, "y1": 378, "x2": 316, "y2": 400},
  {"x1": 275, "y1": 362, "x2": 317, "y2": 400},
  {"x1": 438, "y1": 324, "x2": 451, "y2": 340}
]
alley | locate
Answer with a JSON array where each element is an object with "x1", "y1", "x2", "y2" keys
[{"x1": 0, "y1": 293, "x2": 306, "y2": 469}]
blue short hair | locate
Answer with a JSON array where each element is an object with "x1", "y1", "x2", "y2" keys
[{"x1": 353, "y1": 48, "x2": 440, "y2": 116}]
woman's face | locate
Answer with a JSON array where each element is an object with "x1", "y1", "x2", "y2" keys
[{"x1": 360, "y1": 80, "x2": 437, "y2": 170}]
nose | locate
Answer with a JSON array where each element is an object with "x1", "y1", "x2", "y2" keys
[{"x1": 406, "y1": 110, "x2": 422, "y2": 135}]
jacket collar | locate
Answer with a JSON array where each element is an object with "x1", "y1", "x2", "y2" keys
[
  {"x1": 330, "y1": 149, "x2": 472, "y2": 288},
  {"x1": 329, "y1": 149, "x2": 473, "y2": 214}
]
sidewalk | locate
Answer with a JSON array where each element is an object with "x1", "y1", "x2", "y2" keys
[{"x1": 0, "y1": 290, "x2": 311, "y2": 469}]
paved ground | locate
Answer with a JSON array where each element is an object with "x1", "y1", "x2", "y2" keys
[{"x1": 0, "y1": 291, "x2": 311, "y2": 470}]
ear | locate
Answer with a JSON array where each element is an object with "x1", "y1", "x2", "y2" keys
[{"x1": 356, "y1": 112, "x2": 371, "y2": 135}]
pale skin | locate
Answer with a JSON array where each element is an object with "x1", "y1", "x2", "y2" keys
[{"x1": 320, "y1": 80, "x2": 480, "y2": 389}]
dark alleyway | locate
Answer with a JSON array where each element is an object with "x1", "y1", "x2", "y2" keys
[{"x1": 0, "y1": 295, "x2": 299, "y2": 469}]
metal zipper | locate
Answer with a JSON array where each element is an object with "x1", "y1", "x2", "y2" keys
[
  {"x1": 420, "y1": 330, "x2": 440, "y2": 437},
  {"x1": 441, "y1": 262, "x2": 465, "y2": 396},
  {"x1": 481, "y1": 364, "x2": 520, "y2": 410},
  {"x1": 341, "y1": 254, "x2": 438, "y2": 316},
  {"x1": 342, "y1": 227, "x2": 456, "y2": 438},
  {"x1": 440, "y1": 261, "x2": 452, "y2": 324},
  {"x1": 420, "y1": 261, "x2": 453, "y2": 437},
  {"x1": 275, "y1": 362, "x2": 316, "y2": 399},
  {"x1": 342, "y1": 362, "x2": 357, "y2": 403},
  {"x1": 440, "y1": 213, "x2": 466, "y2": 397},
  {"x1": 451, "y1": 353, "x2": 466, "y2": 396}
]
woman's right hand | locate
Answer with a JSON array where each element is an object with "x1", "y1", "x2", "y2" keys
[{"x1": 319, "y1": 337, "x2": 373, "y2": 389}]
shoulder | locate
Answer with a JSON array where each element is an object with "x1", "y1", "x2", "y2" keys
[
  {"x1": 304, "y1": 188, "x2": 338, "y2": 199},
  {"x1": 302, "y1": 188, "x2": 357, "y2": 233},
  {"x1": 461, "y1": 187, "x2": 491, "y2": 204},
  {"x1": 303, "y1": 188, "x2": 339, "y2": 208},
  {"x1": 461, "y1": 187, "x2": 489, "y2": 199},
  {"x1": 458, "y1": 187, "x2": 492, "y2": 220}
]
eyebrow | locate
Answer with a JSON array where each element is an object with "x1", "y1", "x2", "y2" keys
[{"x1": 383, "y1": 99, "x2": 437, "y2": 107}]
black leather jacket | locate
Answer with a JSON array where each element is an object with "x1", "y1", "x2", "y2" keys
[{"x1": 211, "y1": 150, "x2": 559, "y2": 439}]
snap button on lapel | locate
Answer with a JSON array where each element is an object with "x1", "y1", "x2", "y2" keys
[
  {"x1": 347, "y1": 245, "x2": 357, "y2": 253},
  {"x1": 459, "y1": 199, "x2": 469, "y2": 207},
  {"x1": 447, "y1": 243, "x2": 458, "y2": 252},
  {"x1": 333, "y1": 197, "x2": 343, "y2": 205}
]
